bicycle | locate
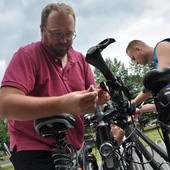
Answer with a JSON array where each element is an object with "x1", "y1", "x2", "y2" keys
[
  {"x1": 34, "y1": 113, "x2": 99, "y2": 170},
  {"x1": 84, "y1": 38, "x2": 170, "y2": 170},
  {"x1": 34, "y1": 38, "x2": 170, "y2": 170}
]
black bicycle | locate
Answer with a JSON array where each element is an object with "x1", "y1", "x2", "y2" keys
[
  {"x1": 34, "y1": 38, "x2": 170, "y2": 170},
  {"x1": 84, "y1": 38, "x2": 170, "y2": 170}
]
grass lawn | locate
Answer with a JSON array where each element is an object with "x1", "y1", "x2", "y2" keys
[
  {"x1": 1, "y1": 165, "x2": 14, "y2": 170},
  {"x1": 141, "y1": 125, "x2": 162, "y2": 147}
]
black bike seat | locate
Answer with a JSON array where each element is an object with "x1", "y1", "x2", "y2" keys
[
  {"x1": 143, "y1": 67, "x2": 170, "y2": 94},
  {"x1": 34, "y1": 113, "x2": 75, "y2": 136}
]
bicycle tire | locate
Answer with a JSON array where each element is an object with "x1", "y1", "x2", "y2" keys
[
  {"x1": 124, "y1": 125, "x2": 163, "y2": 170},
  {"x1": 125, "y1": 144, "x2": 145, "y2": 170}
]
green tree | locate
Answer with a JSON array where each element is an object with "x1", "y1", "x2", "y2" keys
[
  {"x1": 126, "y1": 60, "x2": 153, "y2": 98},
  {"x1": 94, "y1": 57, "x2": 128, "y2": 84},
  {"x1": 0, "y1": 118, "x2": 9, "y2": 153}
]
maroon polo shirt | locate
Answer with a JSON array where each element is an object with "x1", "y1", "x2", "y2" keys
[{"x1": 1, "y1": 40, "x2": 95, "y2": 151}]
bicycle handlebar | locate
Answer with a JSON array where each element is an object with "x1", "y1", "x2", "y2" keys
[
  {"x1": 86, "y1": 38, "x2": 131, "y2": 103},
  {"x1": 86, "y1": 38, "x2": 134, "y2": 115},
  {"x1": 86, "y1": 38, "x2": 116, "y2": 82}
]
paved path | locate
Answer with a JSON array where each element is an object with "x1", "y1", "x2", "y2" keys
[
  {"x1": 0, "y1": 159, "x2": 12, "y2": 168},
  {"x1": 144, "y1": 140, "x2": 170, "y2": 170}
]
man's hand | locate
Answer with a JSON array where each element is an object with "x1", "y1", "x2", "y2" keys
[
  {"x1": 95, "y1": 85, "x2": 110, "y2": 105},
  {"x1": 110, "y1": 124, "x2": 125, "y2": 144},
  {"x1": 61, "y1": 86, "x2": 98, "y2": 115},
  {"x1": 134, "y1": 103, "x2": 156, "y2": 119}
]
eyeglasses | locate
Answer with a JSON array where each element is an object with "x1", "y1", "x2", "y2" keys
[{"x1": 44, "y1": 27, "x2": 76, "y2": 40}]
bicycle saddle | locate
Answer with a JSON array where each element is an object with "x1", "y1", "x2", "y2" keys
[
  {"x1": 143, "y1": 67, "x2": 170, "y2": 94},
  {"x1": 34, "y1": 113, "x2": 75, "y2": 137}
]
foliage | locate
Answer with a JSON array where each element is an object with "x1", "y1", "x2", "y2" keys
[
  {"x1": 94, "y1": 58, "x2": 127, "y2": 84},
  {"x1": 127, "y1": 61, "x2": 154, "y2": 98},
  {"x1": 93, "y1": 57, "x2": 152, "y2": 98},
  {"x1": 0, "y1": 118, "x2": 9, "y2": 153}
]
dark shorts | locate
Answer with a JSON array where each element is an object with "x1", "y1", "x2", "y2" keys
[{"x1": 10, "y1": 148, "x2": 55, "y2": 170}]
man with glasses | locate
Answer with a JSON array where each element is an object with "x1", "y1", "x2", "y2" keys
[{"x1": 0, "y1": 3, "x2": 107, "y2": 169}]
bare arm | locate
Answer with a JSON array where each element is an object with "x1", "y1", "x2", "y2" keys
[
  {"x1": 139, "y1": 103, "x2": 156, "y2": 114},
  {"x1": 132, "y1": 91, "x2": 152, "y2": 106},
  {"x1": 135, "y1": 103, "x2": 156, "y2": 117},
  {"x1": 0, "y1": 86, "x2": 98, "y2": 121},
  {"x1": 156, "y1": 41, "x2": 170, "y2": 69}
]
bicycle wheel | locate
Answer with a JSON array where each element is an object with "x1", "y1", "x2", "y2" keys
[
  {"x1": 86, "y1": 154, "x2": 99, "y2": 170},
  {"x1": 124, "y1": 144, "x2": 145, "y2": 170}
]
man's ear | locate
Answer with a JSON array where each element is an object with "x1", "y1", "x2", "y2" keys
[
  {"x1": 40, "y1": 25, "x2": 43, "y2": 34},
  {"x1": 135, "y1": 46, "x2": 142, "y2": 52},
  {"x1": 135, "y1": 46, "x2": 140, "y2": 51}
]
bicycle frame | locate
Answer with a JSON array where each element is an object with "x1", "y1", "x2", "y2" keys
[
  {"x1": 135, "y1": 126, "x2": 169, "y2": 162},
  {"x1": 125, "y1": 122, "x2": 168, "y2": 170}
]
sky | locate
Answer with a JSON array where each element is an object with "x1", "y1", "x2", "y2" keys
[{"x1": 1, "y1": 0, "x2": 170, "y2": 82}]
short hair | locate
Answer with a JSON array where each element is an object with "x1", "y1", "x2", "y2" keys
[
  {"x1": 126, "y1": 40, "x2": 146, "y2": 54},
  {"x1": 41, "y1": 3, "x2": 76, "y2": 27}
]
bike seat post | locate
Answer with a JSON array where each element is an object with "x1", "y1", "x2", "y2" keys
[{"x1": 34, "y1": 114, "x2": 78, "y2": 169}]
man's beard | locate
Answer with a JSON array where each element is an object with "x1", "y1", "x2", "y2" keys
[
  {"x1": 53, "y1": 48, "x2": 67, "y2": 57},
  {"x1": 49, "y1": 44, "x2": 70, "y2": 58}
]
